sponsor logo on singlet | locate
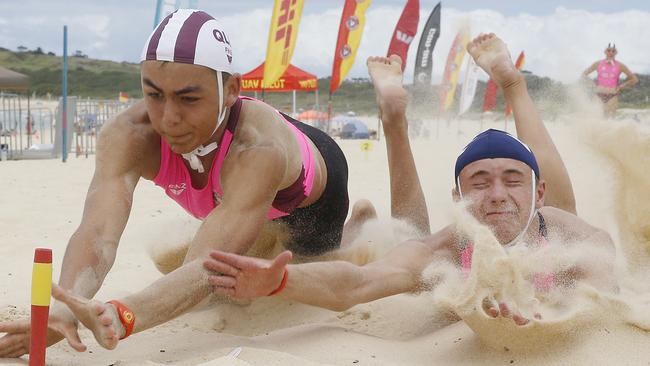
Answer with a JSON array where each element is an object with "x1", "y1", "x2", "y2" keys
[{"x1": 168, "y1": 183, "x2": 186, "y2": 195}]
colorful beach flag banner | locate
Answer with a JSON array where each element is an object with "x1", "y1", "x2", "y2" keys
[
  {"x1": 387, "y1": 0, "x2": 419, "y2": 71},
  {"x1": 413, "y1": 2, "x2": 441, "y2": 86},
  {"x1": 440, "y1": 27, "x2": 470, "y2": 111},
  {"x1": 459, "y1": 57, "x2": 480, "y2": 115},
  {"x1": 505, "y1": 51, "x2": 525, "y2": 117},
  {"x1": 264, "y1": 0, "x2": 305, "y2": 89},
  {"x1": 483, "y1": 79, "x2": 498, "y2": 112},
  {"x1": 330, "y1": 0, "x2": 372, "y2": 94}
]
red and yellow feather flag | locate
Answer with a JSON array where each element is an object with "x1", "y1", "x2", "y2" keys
[
  {"x1": 482, "y1": 79, "x2": 498, "y2": 112},
  {"x1": 264, "y1": 0, "x2": 305, "y2": 89},
  {"x1": 439, "y1": 27, "x2": 470, "y2": 111},
  {"x1": 330, "y1": 0, "x2": 372, "y2": 94},
  {"x1": 504, "y1": 51, "x2": 525, "y2": 117}
]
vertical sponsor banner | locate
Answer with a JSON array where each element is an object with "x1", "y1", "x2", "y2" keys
[
  {"x1": 413, "y1": 2, "x2": 441, "y2": 87},
  {"x1": 504, "y1": 51, "x2": 525, "y2": 117},
  {"x1": 330, "y1": 0, "x2": 372, "y2": 94},
  {"x1": 264, "y1": 0, "x2": 305, "y2": 88},
  {"x1": 387, "y1": 0, "x2": 419, "y2": 71},
  {"x1": 483, "y1": 79, "x2": 498, "y2": 112},
  {"x1": 439, "y1": 27, "x2": 470, "y2": 112},
  {"x1": 459, "y1": 57, "x2": 480, "y2": 115}
]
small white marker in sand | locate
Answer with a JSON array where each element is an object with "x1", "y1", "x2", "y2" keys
[{"x1": 227, "y1": 347, "x2": 243, "y2": 358}]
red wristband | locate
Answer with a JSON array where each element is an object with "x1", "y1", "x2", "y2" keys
[
  {"x1": 268, "y1": 268, "x2": 288, "y2": 296},
  {"x1": 107, "y1": 300, "x2": 135, "y2": 340}
]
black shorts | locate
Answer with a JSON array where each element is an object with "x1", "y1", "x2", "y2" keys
[
  {"x1": 277, "y1": 114, "x2": 350, "y2": 256},
  {"x1": 597, "y1": 92, "x2": 618, "y2": 104}
]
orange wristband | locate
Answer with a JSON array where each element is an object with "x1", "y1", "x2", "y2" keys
[
  {"x1": 107, "y1": 300, "x2": 135, "y2": 340},
  {"x1": 268, "y1": 268, "x2": 288, "y2": 296}
]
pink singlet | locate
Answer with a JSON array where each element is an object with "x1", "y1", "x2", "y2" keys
[
  {"x1": 597, "y1": 59, "x2": 622, "y2": 88},
  {"x1": 153, "y1": 96, "x2": 316, "y2": 220}
]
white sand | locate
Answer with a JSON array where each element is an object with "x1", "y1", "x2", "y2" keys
[{"x1": 1, "y1": 111, "x2": 649, "y2": 365}]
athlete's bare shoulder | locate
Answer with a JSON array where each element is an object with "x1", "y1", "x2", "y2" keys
[
  {"x1": 236, "y1": 98, "x2": 288, "y2": 145},
  {"x1": 538, "y1": 206, "x2": 602, "y2": 242},
  {"x1": 96, "y1": 101, "x2": 159, "y2": 176}
]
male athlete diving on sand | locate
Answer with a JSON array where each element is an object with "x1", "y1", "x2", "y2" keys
[{"x1": 194, "y1": 34, "x2": 617, "y2": 325}]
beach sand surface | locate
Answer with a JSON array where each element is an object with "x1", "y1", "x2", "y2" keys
[{"x1": 1, "y1": 113, "x2": 649, "y2": 365}]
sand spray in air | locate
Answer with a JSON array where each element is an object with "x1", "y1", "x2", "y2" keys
[{"x1": 420, "y1": 196, "x2": 650, "y2": 351}]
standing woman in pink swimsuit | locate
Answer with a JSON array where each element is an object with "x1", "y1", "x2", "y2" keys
[{"x1": 582, "y1": 43, "x2": 638, "y2": 118}]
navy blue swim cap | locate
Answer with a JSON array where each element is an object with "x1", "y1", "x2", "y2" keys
[{"x1": 454, "y1": 129, "x2": 540, "y2": 180}]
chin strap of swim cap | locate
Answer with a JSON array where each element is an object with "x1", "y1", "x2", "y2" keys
[
  {"x1": 504, "y1": 170, "x2": 538, "y2": 247},
  {"x1": 181, "y1": 71, "x2": 228, "y2": 173},
  {"x1": 457, "y1": 170, "x2": 538, "y2": 247}
]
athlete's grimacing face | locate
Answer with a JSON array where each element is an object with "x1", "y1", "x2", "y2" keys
[
  {"x1": 141, "y1": 61, "x2": 236, "y2": 154},
  {"x1": 453, "y1": 158, "x2": 545, "y2": 244}
]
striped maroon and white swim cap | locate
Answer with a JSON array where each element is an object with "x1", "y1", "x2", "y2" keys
[
  {"x1": 140, "y1": 9, "x2": 233, "y2": 74},
  {"x1": 141, "y1": 9, "x2": 235, "y2": 173}
]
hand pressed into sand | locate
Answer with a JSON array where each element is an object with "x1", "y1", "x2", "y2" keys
[
  {"x1": 0, "y1": 303, "x2": 84, "y2": 358},
  {"x1": 482, "y1": 297, "x2": 542, "y2": 326},
  {"x1": 204, "y1": 250, "x2": 293, "y2": 299},
  {"x1": 51, "y1": 284, "x2": 123, "y2": 350}
]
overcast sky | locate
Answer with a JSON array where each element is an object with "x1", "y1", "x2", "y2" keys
[{"x1": 2, "y1": 1, "x2": 649, "y2": 83}]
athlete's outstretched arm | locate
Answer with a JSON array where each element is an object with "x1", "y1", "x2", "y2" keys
[
  {"x1": 507, "y1": 76, "x2": 576, "y2": 214},
  {"x1": 0, "y1": 107, "x2": 145, "y2": 358},
  {"x1": 368, "y1": 55, "x2": 430, "y2": 234},
  {"x1": 205, "y1": 227, "x2": 455, "y2": 311},
  {"x1": 468, "y1": 34, "x2": 576, "y2": 214},
  {"x1": 52, "y1": 144, "x2": 289, "y2": 350}
]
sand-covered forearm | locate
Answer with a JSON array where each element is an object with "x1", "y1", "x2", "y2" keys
[
  {"x1": 122, "y1": 259, "x2": 211, "y2": 333},
  {"x1": 58, "y1": 232, "x2": 118, "y2": 299},
  {"x1": 282, "y1": 261, "x2": 380, "y2": 311},
  {"x1": 282, "y1": 246, "x2": 429, "y2": 312}
]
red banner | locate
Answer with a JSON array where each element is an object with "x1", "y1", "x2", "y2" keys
[
  {"x1": 387, "y1": 0, "x2": 419, "y2": 71},
  {"x1": 482, "y1": 79, "x2": 498, "y2": 112},
  {"x1": 330, "y1": 0, "x2": 372, "y2": 94}
]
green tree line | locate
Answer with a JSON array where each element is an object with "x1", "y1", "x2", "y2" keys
[{"x1": 1, "y1": 49, "x2": 648, "y2": 113}]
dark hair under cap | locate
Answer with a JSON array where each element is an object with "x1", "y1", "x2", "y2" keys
[{"x1": 454, "y1": 129, "x2": 540, "y2": 180}]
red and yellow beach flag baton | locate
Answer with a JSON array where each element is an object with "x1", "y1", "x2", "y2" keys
[{"x1": 30, "y1": 248, "x2": 52, "y2": 366}]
